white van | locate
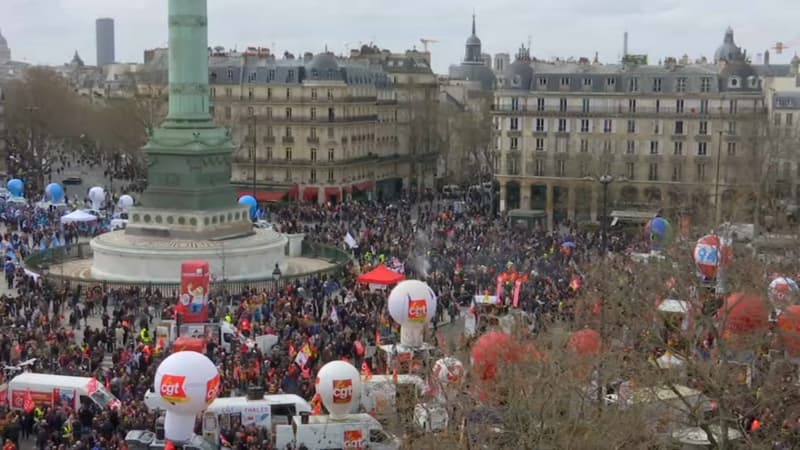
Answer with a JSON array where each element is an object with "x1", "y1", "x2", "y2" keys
[
  {"x1": 2, "y1": 373, "x2": 120, "y2": 412},
  {"x1": 275, "y1": 413, "x2": 399, "y2": 450},
  {"x1": 201, "y1": 394, "x2": 311, "y2": 445}
]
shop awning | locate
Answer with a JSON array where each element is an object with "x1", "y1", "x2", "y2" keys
[
  {"x1": 289, "y1": 185, "x2": 299, "y2": 201},
  {"x1": 303, "y1": 187, "x2": 319, "y2": 202},
  {"x1": 325, "y1": 187, "x2": 341, "y2": 197},
  {"x1": 236, "y1": 190, "x2": 287, "y2": 203},
  {"x1": 353, "y1": 180, "x2": 375, "y2": 191}
]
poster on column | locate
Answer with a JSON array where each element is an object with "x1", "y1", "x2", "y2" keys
[{"x1": 177, "y1": 260, "x2": 211, "y2": 323}]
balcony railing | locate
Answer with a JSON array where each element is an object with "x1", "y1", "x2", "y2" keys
[
  {"x1": 240, "y1": 114, "x2": 379, "y2": 124},
  {"x1": 491, "y1": 104, "x2": 767, "y2": 117}
]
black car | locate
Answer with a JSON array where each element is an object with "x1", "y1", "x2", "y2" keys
[{"x1": 63, "y1": 176, "x2": 83, "y2": 185}]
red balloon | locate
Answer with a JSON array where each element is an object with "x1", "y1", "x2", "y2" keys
[
  {"x1": 568, "y1": 329, "x2": 602, "y2": 355},
  {"x1": 777, "y1": 305, "x2": 800, "y2": 356},
  {"x1": 718, "y1": 293, "x2": 770, "y2": 334},
  {"x1": 471, "y1": 332, "x2": 520, "y2": 381}
]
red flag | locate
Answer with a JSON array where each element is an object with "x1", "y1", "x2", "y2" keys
[
  {"x1": 361, "y1": 361, "x2": 373, "y2": 380},
  {"x1": 311, "y1": 393, "x2": 322, "y2": 415},
  {"x1": 87, "y1": 376, "x2": 98, "y2": 395},
  {"x1": 23, "y1": 389, "x2": 34, "y2": 413},
  {"x1": 288, "y1": 342, "x2": 297, "y2": 358},
  {"x1": 375, "y1": 330, "x2": 381, "y2": 346},
  {"x1": 105, "y1": 376, "x2": 111, "y2": 392},
  {"x1": 392, "y1": 367, "x2": 399, "y2": 384},
  {"x1": 512, "y1": 279, "x2": 522, "y2": 308},
  {"x1": 495, "y1": 275, "x2": 504, "y2": 299}
]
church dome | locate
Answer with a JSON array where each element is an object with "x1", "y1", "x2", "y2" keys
[
  {"x1": 466, "y1": 34, "x2": 481, "y2": 47},
  {"x1": 308, "y1": 52, "x2": 339, "y2": 72},
  {"x1": 714, "y1": 27, "x2": 742, "y2": 63}
]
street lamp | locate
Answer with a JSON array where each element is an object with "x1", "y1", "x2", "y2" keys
[
  {"x1": 599, "y1": 174, "x2": 614, "y2": 257},
  {"x1": 272, "y1": 263, "x2": 282, "y2": 281},
  {"x1": 251, "y1": 115, "x2": 258, "y2": 198},
  {"x1": 714, "y1": 130, "x2": 723, "y2": 225}
]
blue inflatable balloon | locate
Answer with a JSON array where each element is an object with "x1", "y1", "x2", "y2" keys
[
  {"x1": 7, "y1": 179, "x2": 24, "y2": 198},
  {"x1": 238, "y1": 195, "x2": 258, "y2": 221},
  {"x1": 45, "y1": 183, "x2": 65, "y2": 203}
]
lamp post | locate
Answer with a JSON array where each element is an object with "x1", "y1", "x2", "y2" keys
[
  {"x1": 599, "y1": 174, "x2": 614, "y2": 257},
  {"x1": 272, "y1": 263, "x2": 282, "y2": 280},
  {"x1": 714, "y1": 130, "x2": 723, "y2": 225},
  {"x1": 251, "y1": 115, "x2": 257, "y2": 198}
]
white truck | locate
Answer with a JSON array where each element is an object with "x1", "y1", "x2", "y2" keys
[
  {"x1": 200, "y1": 394, "x2": 311, "y2": 445},
  {"x1": 275, "y1": 413, "x2": 400, "y2": 450},
  {"x1": 154, "y1": 319, "x2": 239, "y2": 353},
  {"x1": 1, "y1": 373, "x2": 120, "y2": 412}
]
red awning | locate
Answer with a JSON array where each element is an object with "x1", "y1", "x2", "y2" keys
[
  {"x1": 303, "y1": 187, "x2": 319, "y2": 202},
  {"x1": 357, "y1": 264, "x2": 405, "y2": 285},
  {"x1": 353, "y1": 180, "x2": 375, "y2": 191},
  {"x1": 325, "y1": 187, "x2": 341, "y2": 197},
  {"x1": 288, "y1": 185, "x2": 299, "y2": 201},
  {"x1": 237, "y1": 190, "x2": 287, "y2": 203}
]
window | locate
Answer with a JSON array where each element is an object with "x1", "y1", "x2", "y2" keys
[
  {"x1": 697, "y1": 142, "x2": 707, "y2": 156},
  {"x1": 210, "y1": 87, "x2": 216, "y2": 98},
  {"x1": 311, "y1": 89, "x2": 318, "y2": 100},
  {"x1": 286, "y1": 88, "x2": 291, "y2": 99},
  {"x1": 287, "y1": 70, "x2": 295, "y2": 82},
  {"x1": 676, "y1": 99, "x2": 684, "y2": 113},
  {"x1": 700, "y1": 99, "x2": 708, "y2": 114},
  {"x1": 535, "y1": 160, "x2": 545, "y2": 176},
  {"x1": 603, "y1": 120, "x2": 613, "y2": 133},
  {"x1": 224, "y1": 87, "x2": 233, "y2": 97},
  {"x1": 674, "y1": 121, "x2": 684, "y2": 135},
  {"x1": 536, "y1": 138, "x2": 544, "y2": 151},
  {"x1": 648, "y1": 163, "x2": 659, "y2": 181},
  {"x1": 696, "y1": 163, "x2": 706, "y2": 181},
  {"x1": 775, "y1": 113, "x2": 782, "y2": 126},
  {"x1": 626, "y1": 162, "x2": 635, "y2": 179},
  {"x1": 266, "y1": 126, "x2": 274, "y2": 137},
  {"x1": 247, "y1": 106, "x2": 254, "y2": 116},
  {"x1": 327, "y1": 148, "x2": 335, "y2": 161},
  {"x1": 729, "y1": 77, "x2": 739, "y2": 88},
  {"x1": 327, "y1": 169, "x2": 335, "y2": 182},
  {"x1": 603, "y1": 140, "x2": 612, "y2": 154},
  {"x1": 674, "y1": 141, "x2": 683, "y2": 155},
  {"x1": 626, "y1": 140, "x2": 636, "y2": 154},
  {"x1": 224, "y1": 106, "x2": 231, "y2": 119},
  {"x1": 653, "y1": 78, "x2": 662, "y2": 92},
  {"x1": 653, "y1": 120, "x2": 661, "y2": 134},
  {"x1": 510, "y1": 118, "x2": 519, "y2": 130},
  {"x1": 328, "y1": 128, "x2": 335, "y2": 138},
  {"x1": 268, "y1": 69, "x2": 275, "y2": 81},
  {"x1": 510, "y1": 137, "x2": 519, "y2": 150},
  {"x1": 655, "y1": 99, "x2": 661, "y2": 113},
  {"x1": 583, "y1": 78, "x2": 592, "y2": 87},
  {"x1": 650, "y1": 141, "x2": 659, "y2": 155},
  {"x1": 729, "y1": 100, "x2": 737, "y2": 114},
  {"x1": 629, "y1": 77, "x2": 639, "y2": 92},
  {"x1": 535, "y1": 118, "x2": 545, "y2": 132},
  {"x1": 209, "y1": 105, "x2": 215, "y2": 116},
  {"x1": 227, "y1": 68, "x2": 234, "y2": 80},
  {"x1": 511, "y1": 98, "x2": 520, "y2": 111},
  {"x1": 676, "y1": 78, "x2": 687, "y2": 93},
  {"x1": 727, "y1": 121, "x2": 736, "y2": 135},
  {"x1": 628, "y1": 99, "x2": 637, "y2": 112},
  {"x1": 580, "y1": 139, "x2": 589, "y2": 153},
  {"x1": 310, "y1": 169, "x2": 317, "y2": 182},
  {"x1": 701, "y1": 77, "x2": 711, "y2": 93},
  {"x1": 267, "y1": 88, "x2": 272, "y2": 99},
  {"x1": 265, "y1": 107, "x2": 273, "y2": 119},
  {"x1": 672, "y1": 164, "x2": 683, "y2": 181},
  {"x1": 559, "y1": 98, "x2": 567, "y2": 112},
  {"x1": 560, "y1": 77, "x2": 570, "y2": 87},
  {"x1": 557, "y1": 160, "x2": 566, "y2": 177},
  {"x1": 727, "y1": 142, "x2": 736, "y2": 156},
  {"x1": 285, "y1": 107, "x2": 292, "y2": 119},
  {"x1": 284, "y1": 168, "x2": 291, "y2": 181},
  {"x1": 558, "y1": 119, "x2": 567, "y2": 132},
  {"x1": 285, "y1": 148, "x2": 293, "y2": 160},
  {"x1": 627, "y1": 120, "x2": 636, "y2": 133},
  {"x1": 538, "y1": 77, "x2": 547, "y2": 87},
  {"x1": 580, "y1": 119, "x2": 590, "y2": 133},
  {"x1": 327, "y1": 89, "x2": 334, "y2": 100},
  {"x1": 787, "y1": 113, "x2": 794, "y2": 126},
  {"x1": 310, "y1": 127, "x2": 317, "y2": 138},
  {"x1": 606, "y1": 77, "x2": 616, "y2": 87},
  {"x1": 266, "y1": 147, "x2": 273, "y2": 160},
  {"x1": 310, "y1": 148, "x2": 317, "y2": 161},
  {"x1": 580, "y1": 161, "x2": 589, "y2": 177},
  {"x1": 581, "y1": 98, "x2": 590, "y2": 113},
  {"x1": 699, "y1": 121, "x2": 708, "y2": 135},
  {"x1": 285, "y1": 127, "x2": 292, "y2": 137},
  {"x1": 537, "y1": 98, "x2": 545, "y2": 112},
  {"x1": 248, "y1": 71, "x2": 257, "y2": 83}
]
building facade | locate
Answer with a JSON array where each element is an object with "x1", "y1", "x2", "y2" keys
[
  {"x1": 133, "y1": 46, "x2": 437, "y2": 203},
  {"x1": 492, "y1": 29, "x2": 766, "y2": 229},
  {"x1": 0, "y1": 85, "x2": 6, "y2": 176},
  {"x1": 95, "y1": 18, "x2": 115, "y2": 67}
]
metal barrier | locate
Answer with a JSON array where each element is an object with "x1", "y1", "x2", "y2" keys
[{"x1": 24, "y1": 240, "x2": 352, "y2": 295}]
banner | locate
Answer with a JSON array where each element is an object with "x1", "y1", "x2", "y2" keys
[
  {"x1": 344, "y1": 232, "x2": 359, "y2": 249},
  {"x1": 512, "y1": 280, "x2": 522, "y2": 308},
  {"x1": 177, "y1": 260, "x2": 211, "y2": 323},
  {"x1": 495, "y1": 275, "x2": 504, "y2": 299}
]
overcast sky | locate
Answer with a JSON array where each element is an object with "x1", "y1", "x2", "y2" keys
[{"x1": 1, "y1": 0, "x2": 799, "y2": 73}]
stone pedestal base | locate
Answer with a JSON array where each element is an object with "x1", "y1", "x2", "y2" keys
[
  {"x1": 286, "y1": 234, "x2": 305, "y2": 257},
  {"x1": 90, "y1": 228, "x2": 288, "y2": 282}
]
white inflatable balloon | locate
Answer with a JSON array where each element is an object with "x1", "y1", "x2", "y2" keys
[
  {"x1": 88, "y1": 186, "x2": 105, "y2": 210},
  {"x1": 118, "y1": 194, "x2": 134, "y2": 208},
  {"x1": 315, "y1": 361, "x2": 361, "y2": 420},
  {"x1": 433, "y1": 357, "x2": 465, "y2": 385},
  {"x1": 154, "y1": 351, "x2": 221, "y2": 442},
  {"x1": 387, "y1": 280, "x2": 437, "y2": 326}
]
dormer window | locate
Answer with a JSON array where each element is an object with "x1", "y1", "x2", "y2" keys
[
  {"x1": 327, "y1": 69, "x2": 335, "y2": 79},
  {"x1": 512, "y1": 75, "x2": 521, "y2": 87},
  {"x1": 729, "y1": 77, "x2": 740, "y2": 88},
  {"x1": 311, "y1": 69, "x2": 319, "y2": 77},
  {"x1": 227, "y1": 68, "x2": 234, "y2": 81},
  {"x1": 748, "y1": 76, "x2": 758, "y2": 88}
]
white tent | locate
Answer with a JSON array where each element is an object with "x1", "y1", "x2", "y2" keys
[{"x1": 60, "y1": 210, "x2": 98, "y2": 224}]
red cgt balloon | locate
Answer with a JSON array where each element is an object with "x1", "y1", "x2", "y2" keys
[
  {"x1": 718, "y1": 293, "x2": 770, "y2": 334},
  {"x1": 568, "y1": 329, "x2": 602, "y2": 355},
  {"x1": 777, "y1": 305, "x2": 800, "y2": 356}
]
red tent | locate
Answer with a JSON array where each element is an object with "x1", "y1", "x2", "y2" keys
[{"x1": 357, "y1": 265, "x2": 405, "y2": 285}]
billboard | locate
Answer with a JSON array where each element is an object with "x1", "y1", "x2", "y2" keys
[{"x1": 177, "y1": 260, "x2": 211, "y2": 323}]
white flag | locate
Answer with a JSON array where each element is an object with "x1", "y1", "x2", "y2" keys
[
  {"x1": 330, "y1": 304, "x2": 339, "y2": 323},
  {"x1": 344, "y1": 232, "x2": 359, "y2": 249}
]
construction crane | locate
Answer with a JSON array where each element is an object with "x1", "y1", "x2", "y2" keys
[
  {"x1": 420, "y1": 38, "x2": 439, "y2": 53},
  {"x1": 772, "y1": 38, "x2": 800, "y2": 54}
]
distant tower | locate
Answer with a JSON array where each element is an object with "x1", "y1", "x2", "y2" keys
[
  {"x1": 95, "y1": 18, "x2": 115, "y2": 66},
  {"x1": 0, "y1": 29, "x2": 11, "y2": 62},
  {"x1": 764, "y1": 50, "x2": 771, "y2": 65},
  {"x1": 623, "y1": 32, "x2": 628, "y2": 58},
  {"x1": 494, "y1": 53, "x2": 510, "y2": 72},
  {"x1": 464, "y1": 13, "x2": 482, "y2": 63}
]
